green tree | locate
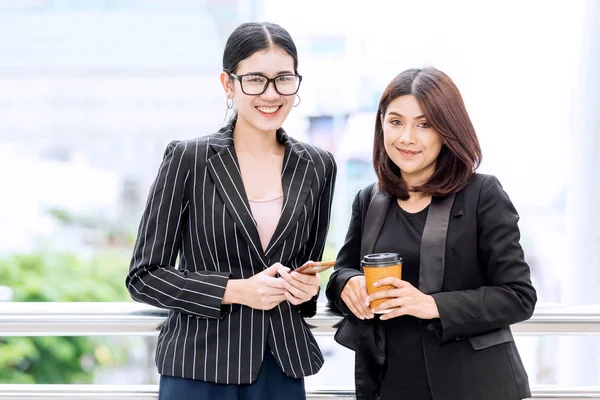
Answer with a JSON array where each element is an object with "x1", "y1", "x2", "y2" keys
[{"x1": 0, "y1": 251, "x2": 131, "y2": 383}]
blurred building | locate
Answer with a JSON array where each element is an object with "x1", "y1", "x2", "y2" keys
[{"x1": 0, "y1": 0, "x2": 268, "y2": 251}]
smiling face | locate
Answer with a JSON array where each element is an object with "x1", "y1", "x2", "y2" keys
[
  {"x1": 220, "y1": 46, "x2": 296, "y2": 135},
  {"x1": 381, "y1": 94, "x2": 444, "y2": 186}
]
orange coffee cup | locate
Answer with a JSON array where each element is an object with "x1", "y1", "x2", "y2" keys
[{"x1": 362, "y1": 253, "x2": 403, "y2": 313}]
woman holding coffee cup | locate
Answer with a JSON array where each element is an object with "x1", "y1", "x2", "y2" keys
[{"x1": 326, "y1": 67, "x2": 537, "y2": 400}]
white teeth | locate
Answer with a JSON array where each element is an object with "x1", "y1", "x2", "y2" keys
[{"x1": 256, "y1": 106, "x2": 279, "y2": 114}]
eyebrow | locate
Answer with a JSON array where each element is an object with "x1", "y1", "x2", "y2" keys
[
  {"x1": 243, "y1": 70, "x2": 295, "y2": 75},
  {"x1": 387, "y1": 111, "x2": 427, "y2": 120}
]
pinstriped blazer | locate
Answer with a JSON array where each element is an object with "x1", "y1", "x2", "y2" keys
[{"x1": 126, "y1": 118, "x2": 337, "y2": 384}]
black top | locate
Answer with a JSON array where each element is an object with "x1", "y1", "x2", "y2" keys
[
  {"x1": 373, "y1": 201, "x2": 433, "y2": 400},
  {"x1": 326, "y1": 175, "x2": 536, "y2": 400}
]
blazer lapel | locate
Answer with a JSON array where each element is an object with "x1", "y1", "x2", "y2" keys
[
  {"x1": 264, "y1": 135, "x2": 315, "y2": 258},
  {"x1": 359, "y1": 186, "x2": 393, "y2": 265},
  {"x1": 206, "y1": 125, "x2": 266, "y2": 267},
  {"x1": 418, "y1": 193, "x2": 456, "y2": 294}
]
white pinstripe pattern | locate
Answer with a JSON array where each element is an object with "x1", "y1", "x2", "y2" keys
[{"x1": 126, "y1": 119, "x2": 336, "y2": 384}]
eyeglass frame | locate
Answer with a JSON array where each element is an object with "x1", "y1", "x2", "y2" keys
[{"x1": 228, "y1": 72, "x2": 303, "y2": 96}]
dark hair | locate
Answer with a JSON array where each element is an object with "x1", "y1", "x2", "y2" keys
[
  {"x1": 373, "y1": 67, "x2": 482, "y2": 200},
  {"x1": 222, "y1": 22, "x2": 299, "y2": 74}
]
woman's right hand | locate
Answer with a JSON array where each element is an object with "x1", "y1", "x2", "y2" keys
[
  {"x1": 341, "y1": 275, "x2": 374, "y2": 320},
  {"x1": 224, "y1": 263, "x2": 289, "y2": 310}
]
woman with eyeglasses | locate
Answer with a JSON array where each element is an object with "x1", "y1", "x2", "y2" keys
[{"x1": 126, "y1": 22, "x2": 337, "y2": 400}]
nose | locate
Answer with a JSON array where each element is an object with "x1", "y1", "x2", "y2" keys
[
  {"x1": 398, "y1": 125, "x2": 416, "y2": 144},
  {"x1": 261, "y1": 81, "x2": 280, "y2": 101}
]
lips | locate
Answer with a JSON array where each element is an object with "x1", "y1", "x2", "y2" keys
[
  {"x1": 256, "y1": 105, "x2": 281, "y2": 115},
  {"x1": 398, "y1": 148, "x2": 421, "y2": 157}
]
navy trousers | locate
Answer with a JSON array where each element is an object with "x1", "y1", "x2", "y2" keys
[{"x1": 158, "y1": 351, "x2": 306, "y2": 400}]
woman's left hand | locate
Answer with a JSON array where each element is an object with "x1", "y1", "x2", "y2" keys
[
  {"x1": 278, "y1": 265, "x2": 321, "y2": 305},
  {"x1": 367, "y1": 278, "x2": 440, "y2": 321}
]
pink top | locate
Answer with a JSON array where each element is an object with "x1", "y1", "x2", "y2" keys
[{"x1": 249, "y1": 194, "x2": 284, "y2": 252}]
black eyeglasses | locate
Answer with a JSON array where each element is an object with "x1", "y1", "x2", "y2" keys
[{"x1": 229, "y1": 73, "x2": 302, "y2": 96}]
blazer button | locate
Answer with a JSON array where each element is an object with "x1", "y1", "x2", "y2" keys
[{"x1": 426, "y1": 324, "x2": 434, "y2": 331}]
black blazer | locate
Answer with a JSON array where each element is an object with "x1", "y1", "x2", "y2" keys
[
  {"x1": 126, "y1": 118, "x2": 337, "y2": 384},
  {"x1": 326, "y1": 174, "x2": 537, "y2": 400}
]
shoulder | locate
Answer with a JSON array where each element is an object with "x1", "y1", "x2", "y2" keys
[
  {"x1": 458, "y1": 173, "x2": 504, "y2": 198},
  {"x1": 162, "y1": 128, "x2": 228, "y2": 160},
  {"x1": 358, "y1": 182, "x2": 377, "y2": 198},
  {"x1": 160, "y1": 140, "x2": 188, "y2": 160},
  {"x1": 290, "y1": 136, "x2": 335, "y2": 163},
  {"x1": 352, "y1": 182, "x2": 378, "y2": 207},
  {"x1": 288, "y1": 136, "x2": 337, "y2": 173},
  {"x1": 460, "y1": 173, "x2": 517, "y2": 216},
  {"x1": 158, "y1": 138, "x2": 204, "y2": 166}
]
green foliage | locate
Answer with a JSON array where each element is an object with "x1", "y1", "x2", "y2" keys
[{"x1": 0, "y1": 250, "x2": 132, "y2": 383}]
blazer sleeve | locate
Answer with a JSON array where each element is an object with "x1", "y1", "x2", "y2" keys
[
  {"x1": 126, "y1": 141, "x2": 231, "y2": 320},
  {"x1": 432, "y1": 175, "x2": 537, "y2": 342},
  {"x1": 325, "y1": 190, "x2": 364, "y2": 315},
  {"x1": 297, "y1": 151, "x2": 338, "y2": 317}
]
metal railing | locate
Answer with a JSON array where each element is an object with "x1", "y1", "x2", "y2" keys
[
  {"x1": 2, "y1": 302, "x2": 600, "y2": 336},
  {"x1": 1, "y1": 302, "x2": 600, "y2": 399},
  {"x1": 0, "y1": 384, "x2": 599, "y2": 400},
  {"x1": 1, "y1": 384, "x2": 600, "y2": 400}
]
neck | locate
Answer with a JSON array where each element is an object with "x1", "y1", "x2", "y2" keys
[
  {"x1": 397, "y1": 189, "x2": 431, "y2": 213},
  {"x1": 404, "y1": 187, "x2": 423, "y2": 198},
  {"x1": 403, "y1": 174, "x2": 428, "y2": 190},
  {"x1": 233, "y1": 119, "x2": 281, "y2": 155}
]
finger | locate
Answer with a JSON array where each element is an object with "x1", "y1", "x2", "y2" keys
[
  {"x1": 357, "y1": 278, "x2": 372, "y2": 300},
  {"x1": 348, "y1": 290, "x2": 372, "y2": 319},
  {"x1": 284, "y1": 291, "x2": 303, "y2": 305},
  {"x1": 278, "y1": 269, "x2": 293, "y2": 282},
  {"x1": 373, "y1": 277, "x2": 405, "y2": 288},
  {"x1": 367, "y1": 288, "x2": 401, "y2": 301},
  {"x1": 264, "y1": 263, "x2": 289, "y2": 277},
  {"x1": 287, "y1": 271, "x2": 321, "y2": 292},
  {"x1": 343, "y1": 277, "x2": 372, "y2": 319},
  {"x1": 283, "y1": 281, "x2": 308, "y2": 300},
  {"x1": 279, "y1": 269, "x2": 302, "y2": 284},
  {"x1": 289, "y1": 270, "x2": 320, "y2": 296},
  {"x1": 393, "y1": 294, "x2": 421, "y2": 308},
  {"x1": 307, "y1": 273, "x2": 321, "y2": 292},
  {"x1": 289, "y1": 271, "x2": 317, "y2": 284},
  {"x1": 258, "y1": 276, "x2": 288, "y2": 292},
  {"x1": 358, "y1": 278, "x2": 369, "y2": 298},
  {"x1": 358, "y1": 280, "x2": 373, "y2": 314},
  {"x1": 379, "y1": 306, "x2": 407, "y2": 321},
  {"x1": 261, "y1": 276, "x2": 286, "y2": 289},
  {"x1": 279, "y1": 272, "x2": 312, "y2": 302},
  {"x1": 341, "y1": 292, "x2": 363, "y2": 319},
  {"x1": 372, "y1": 298, "x2": 401, "y2": 313},
  {"x1": 352, "y1": 286, "x2": 374, "y2": 317},
  {"x1": 279, "y1": 270, "x2": 311, "y2": 295},
  {"x1": 341, "y1": 292, "x2": 362, "y2": 317},
  {"x1": 347, "y1": 300, "x2": 367, "y2": 319}
]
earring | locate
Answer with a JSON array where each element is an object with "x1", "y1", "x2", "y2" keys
[
  {"x1": 293, "y1": 94, "x2": 301, "y2": 107},
  {"x1": 226, "y1": 97, "x2": 234, "y2": 109}
]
